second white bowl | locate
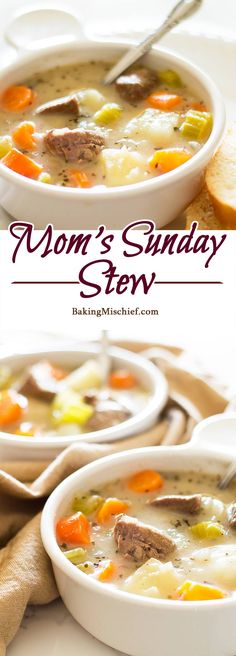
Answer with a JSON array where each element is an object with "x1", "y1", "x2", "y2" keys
[{"x1": 0, "y1": 344, "x2": 167, "y2": 460}]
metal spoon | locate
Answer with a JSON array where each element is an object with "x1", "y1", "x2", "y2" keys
[
  {"x1": 103, "y1": 0, "x2": 202, "y2": 85},
  {"x1": 98, "y1": 330, "x2": 111, "y2": 384},
  {"x1": 218, "y1": 461, "x2": 236, "y2": 490}
]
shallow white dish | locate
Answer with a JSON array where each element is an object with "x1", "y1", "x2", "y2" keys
[
  {"x1": 0, "y1": 19, "x2": 225, "y2": 229},
  {"x1": 0, "y1": 345, "x2": 167, "y2": 461},
  {"x1": 41, "y1": 413, "x2": 236, "y2": 656}
]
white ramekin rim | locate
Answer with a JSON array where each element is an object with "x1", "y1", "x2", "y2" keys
[
  {"x1": 41, "y1": 444, "x2": 236, "y2": 611},
  {"x1": 0, "y1": 41, "x2": 226, "y2": 199},
  {"x1": 0, "y1": 345, "x2": 168, "y2": 448}
]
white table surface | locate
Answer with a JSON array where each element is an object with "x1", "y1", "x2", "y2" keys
[{"x1": 2, "y1": 1, "x2": 236, "y2": 654}]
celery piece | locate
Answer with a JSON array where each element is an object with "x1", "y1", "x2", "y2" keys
[
  {"x1": 0, "y1": 135, "x2": 13, "y2": 158},
  {"x1": 190, "y1": 521, "x2": 226, "y2": 540},
  {"x1": 65, "y1": 547, "x2": 87, "y2": 565},
  {"x1": 53, "y1": 389, "x2": 94, "y2": 426},
  {"x1": 38, "y1": 171, "x2": 52, "y2": 184},
  {"x1": 0, "y1": 365, "x2": 11, "y2": 389},
  {"x1": 72, "y1": 494, "x2": 104, "y2": 516},
  {"x1": 77, "y1": 561, "x2": 94, "y2": 574},
  {"x1": 94, "y1": 103, "x2": 123, "y2": 125},
  {"x1": 180, "y1": 110, "x2": 213, "y2": 141},
  {"x1": 158, "y1": 69, "x2": 182, "y2": 87}
]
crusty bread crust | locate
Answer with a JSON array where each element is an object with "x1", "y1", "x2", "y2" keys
[
  {"x1": 209, "y1": 200, "x2": 236, "y2": 229},
  {"x1": 206, "y1": 124, "x2": 236, "y2": 229},
  {"x1": 185, "y1": 184, "x2": 222, "y2": 230}
]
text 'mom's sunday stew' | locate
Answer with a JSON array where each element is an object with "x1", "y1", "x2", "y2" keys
[
  {"x1": 0, "y1": 62, "x2": 212, "y2": 187},
  {"x1": 56, "y1": 469, "x2": 236, "y2": 602},
  {"x1": 0, "y1": 359, "x2": 147, "y2": 437}
]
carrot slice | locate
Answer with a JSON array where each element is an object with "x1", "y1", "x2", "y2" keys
[
  {"x1": 128, "y1": 470, "x2": 164, "y2": 493},
  {"x1": 2, "y1": 148, "x2": 43, "y2": 179},
  {"x1": 1, "y1": 86, "x2": 36, "y2": 112},
  {"x1": 50, "y1": 365, "x2": 67, "y2": 381},
  {"x1": 67, "y1": 169, "x2": 91, "y2": 188},
  {"x1": 96, "y1": 498, "x2": 130, "y2": 524},
  {"x1": 97, "y1": 560, "x2": 117, "y2": 582},
  {"x1": 13, "y1": 122, "x2": 36, "y2": 151},
  {"x1": 191, "y1": 102, "x2": 208, "y2": 112},
  {"x1": 149, "y1": 148, "x2": 192, "y2": 173},
  {"x1": 0, "y1": 389, "x2": 27, "y2": 426},
  {"x1": 56, "y1": 512, "x2": 91, "y2": 546},
  {"x1": 109, "y1": 369, "x2": 137, "y2": 390},
  {"x1": 147, "y1": 92, "x2": 182, "y2": 110},
  {"x1": 173, "y1": 580, "x2": 226, "y2": 601}
]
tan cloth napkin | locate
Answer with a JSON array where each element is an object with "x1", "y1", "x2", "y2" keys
[{"x1": 0, "y1": 343, "x2": 229, "y2": 655}]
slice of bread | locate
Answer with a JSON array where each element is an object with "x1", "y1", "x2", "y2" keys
[
  {"x1": 205, "y1": 124, "x2": 236, "y2": 229},
  {"x1": 185, "y1": 184, "x2": 222, "y2": 230}
]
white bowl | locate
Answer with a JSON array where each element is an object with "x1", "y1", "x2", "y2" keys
[
  {"x1": 41, "y1": 413, "x2": 236, "y2": 656},
  {"x1": 0, "y1": 41, "x2": 225, "y2": 228},
  {"x1": 0, "y1": 345, "x2": 167, "y2": 461}
]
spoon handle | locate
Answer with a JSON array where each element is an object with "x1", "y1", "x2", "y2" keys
[
  {"x1": 104, "y1": 0, "x2": 202, "y2": 85},
  {"x1": 218, "y1": 462, "x2": 236, "y2": 490}
]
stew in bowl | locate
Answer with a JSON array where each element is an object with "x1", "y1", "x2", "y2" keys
[
  {"x1": 41, "y1": 436, "x2": 236, "y2": 656},
  {"x1": 56, "y1": 467, "x2": 236, "y2": 601},
  {"x1": 0, "y1": 357, "x2": 149, "y2": 438},
  {"x1": 0, "y1": 61, "x2": 212, "y2": 188},
  {"x1": 0, "y1": 42, "x2": 225, "y2": 228},
  {"x1": 0, "y1": 347, "x2": 167, "y2": 460}
]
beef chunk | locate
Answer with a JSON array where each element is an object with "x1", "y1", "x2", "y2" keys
[
  {"x1": 36, "y1": 94, "x2": 80, "y2": 116},
  {"x1": 83, "y1": 389, "x2": 112, "y2": 406},
  {"x1": 86, "y1": 399, "x2": 131, "y2": 431},
  {"x1": 115, "y1": 67, "x2": 157, "y2": 103},
  {"x1": 44, "y1": 128, "x2": 105, "y2": 162},
  {"x1": 18, "y1": 360, "x2": 61, "y2": 402},
  {"x1": 83, "y1": 390, "x2": 99, "y2": 406},
  {"x1": 114, "y1": 514, "x2": 175, "y2": 562},
  {"x1": 227, "y1": 503, "x2": 236, "y2": 529},
  {"x1": 149, "y1": 495, "x2": 202, "y2": 515}
]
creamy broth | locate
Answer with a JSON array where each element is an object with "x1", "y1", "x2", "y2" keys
[
  {"x1": 57, "y1": 470, "x2": 236, "y2": 601},
  {"x1": 0, "y1": 359, "x2": 148, "y2": 437},
  {"x1": 0, "y1": 61, "x2": 212, "y2": 187}
]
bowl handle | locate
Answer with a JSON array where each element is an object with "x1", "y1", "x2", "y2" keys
[
  {"x1": 192, "y1": 412, "x2": 236, "y2": 452},
  {"x1": 4, "y1": 8, "x2": 87, "y2": 53}
]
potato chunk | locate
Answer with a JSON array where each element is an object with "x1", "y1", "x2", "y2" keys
[
  {"x1": 78, "y1": 88, "x2": 105, "y2": 113},
  {"x1": 181, "y1": 545, "x2": 236, "y2": 591},
  {"x1": 201, "y1": 496, "x2": 225, "y2": 521},
  {"x1": 124, "y1": 109, "x2": 179, "y2": 147},
  {"x1": 100, "y1": 147, "x2": 148, "y2": 186},
  {"x1": 124, "y1": 558, "x2": 181, "y2": 598},
  {"x1": 208, "y1": 547, "x2": 236, "y2": 589}
]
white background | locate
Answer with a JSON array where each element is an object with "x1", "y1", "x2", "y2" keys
[
  {"x1": 0, "y1": 227, "x2": 236, "y2": 388},
  {"x1": 0, "y1": 0, "x2": 236, "y2": 48}
]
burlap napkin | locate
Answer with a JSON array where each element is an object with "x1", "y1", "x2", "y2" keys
[{"x1": 0, "y1": 343, "x2": 229, "y2": 655}]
